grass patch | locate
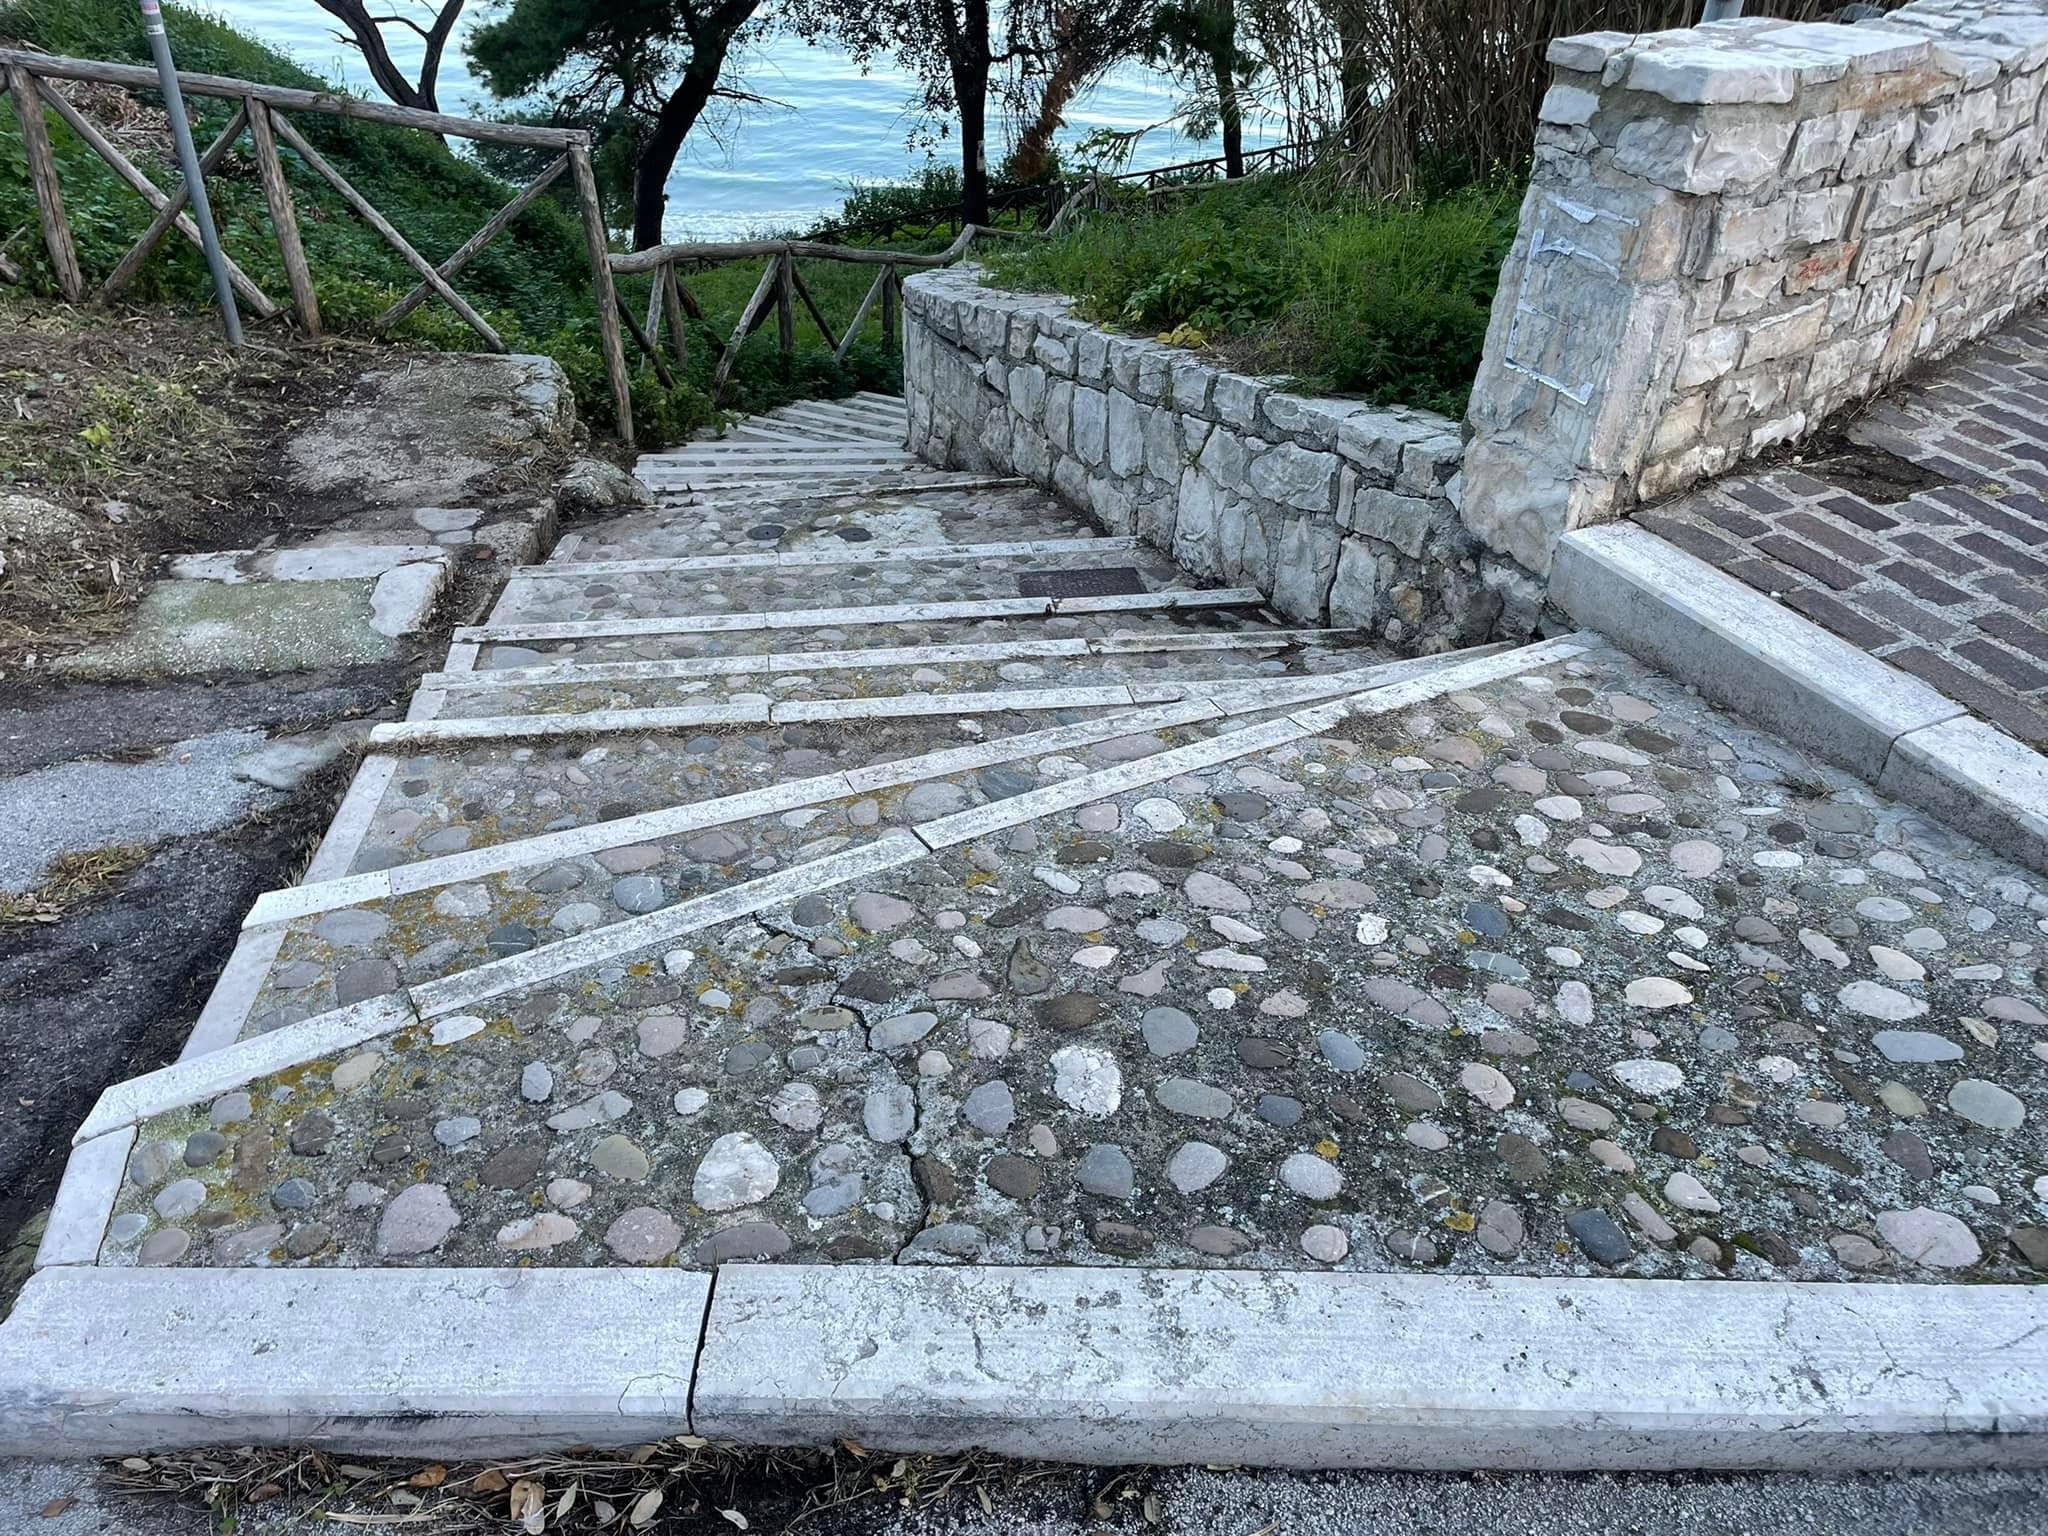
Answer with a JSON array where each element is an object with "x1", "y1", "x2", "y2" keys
[
  {"x1": 981, "y1": 179, "x2": 1520, "y2": 417},
  {"x1": 0, "y1": 0, "x2": 927, "y2": 443},
  {"x1": 0, "y1": 842, "x2": 153, "y2": 924}
]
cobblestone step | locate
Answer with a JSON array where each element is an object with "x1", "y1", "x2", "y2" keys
[
  {"x1": 459, "y1": 606, "x2": 1329, "y2": 672},
  {"x1": 419, "y1": 635, "x2": 1392, "y2": 719},
  {"x1": 455, "y1": 588, "x2": 1276, "y2": 647},
  {"x1": 557, "y1": 484, "x2": 1097, "y2": 561},
  {"x1": 18, "y1": 389, "x2": 2048, "y2": 1468},
  {"x1": 486, "y1": 542, "x2": 1191, "y2": 628}
]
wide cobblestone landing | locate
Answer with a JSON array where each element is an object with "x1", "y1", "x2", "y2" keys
[{"x1": 103, "y1": 638, "x2": 2048, "y2": 1284}]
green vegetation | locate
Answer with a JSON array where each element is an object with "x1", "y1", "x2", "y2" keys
[
  {"x1": 981, "y1": 178, "x2": 1519, "y2": 417},
  {"x1": 0, "y1": 0, "x2": 924, "y2": 443}
]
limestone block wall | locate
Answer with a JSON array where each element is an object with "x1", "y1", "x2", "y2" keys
[
  {"x1": 1463, "y1": 1, "x2": 2048, "y2": 574},
  {"x1": 902, "y1": 268, "x2": 1537, "y2": 648}
]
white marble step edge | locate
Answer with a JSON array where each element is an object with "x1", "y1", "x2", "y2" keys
[
  {"x1": 3, "y1": 1264, "x2": 2041, "y2": 1466},
  {"x1": 421, "y1": 627, "x2": 1362, "y2": 691},
  {"x1": 529, "y1": 535, "x2": 1139, "y2": 578},
  {"x1": 0, "y1": 1266, "x2": 707, "y2": 1455},
  {"x1": 370, "y1": 646, "x2": 1503, "y2": 747},
  {"x1": 635, "y1": 446, "x2": 919, "y2": 463},
  {"x1": 647, "y1": 476, "x2": 1031, "y2": 506}
]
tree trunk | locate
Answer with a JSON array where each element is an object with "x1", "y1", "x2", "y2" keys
[
  {"x1": 1010, "y1": 65, "x2": 1080, "y2": 184},
  {"x1": 957, "y1": 77, "x2": 990, "y2": 223},
  {"x1": 1334, "y1": 1, "x2": 1376, "y2": 165},
  {"x1": 631, "y1": 48, "x2": 729, "y2": 250},
  {"x1": 314, "y1": 0, "x2": 463, "y2": 114},
  {"x1": 952, "y1": 0, "x2": 993, "y2": 226},
  {"x1": 1209, "y1": 44, "x2": 1243, "y2": 178}
]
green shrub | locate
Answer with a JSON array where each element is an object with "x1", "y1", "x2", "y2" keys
[{"x1": 982, "y1": 178, "x2": 1519, "y2": 418}]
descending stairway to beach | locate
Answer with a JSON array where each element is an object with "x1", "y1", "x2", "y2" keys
[
  {"x1": 18, "y1": 381, "x2": 2045, "y2": 1380},
  {"x1": 388, "y1": 389, "x2": 1460, "y2": 753}
]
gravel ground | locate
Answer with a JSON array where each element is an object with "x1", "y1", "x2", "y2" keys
[
  {"x1": 0, "y1": 727, "x2": 274, "y2": 893},
  {"x1": 6, "y1": 1456, "x2": 2048, "y2": 1535}
]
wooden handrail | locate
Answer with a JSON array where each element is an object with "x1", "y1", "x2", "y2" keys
[
  {"x1": 0, "y1": 47, "x2": 583, "y2": 148},
  {"x1": 608, "y1": 222, "x2": 1013, "y2": 276}
]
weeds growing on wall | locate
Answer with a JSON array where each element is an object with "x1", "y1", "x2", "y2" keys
[
  {"x1": 982, "y1": 176, "x2": 1519, "y2": 417},
  {"x1": 0, "y1": 0, "x2": 922, "y2": 443}
]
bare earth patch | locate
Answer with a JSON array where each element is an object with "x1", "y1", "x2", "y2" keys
[{"x1": 0, "y1": 299, "x2": 365, "y2": 664}]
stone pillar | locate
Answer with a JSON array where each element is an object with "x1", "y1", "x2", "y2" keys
[{"x1": 1461, "y1": 4, "x2": 2048, "y2": 576}]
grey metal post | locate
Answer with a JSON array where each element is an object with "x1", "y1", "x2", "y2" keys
[
  {"x1": 137, "y1": 0, "x2": 241, "y2": 343},
  {"x1": 1700, "y1": 0, "x2": 1747, "y2": 20}
]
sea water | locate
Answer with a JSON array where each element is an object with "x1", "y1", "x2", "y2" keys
[{"x1": 200, "y1": 1, "x2": 1280, "y2": 239}]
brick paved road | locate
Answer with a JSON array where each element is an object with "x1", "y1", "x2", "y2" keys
[{"x1": 1636, "y1": 310, "x2": 2048, "y2": 745}]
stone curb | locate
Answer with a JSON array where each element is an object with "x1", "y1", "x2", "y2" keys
[
  {"x1": 0, "y1": 1266, "x2": 704, "y2": 1455},
  {"x1": 4, "y1": 1264, "x2": 2042, "y2": 1467},
  {"x1": 1551, "y1": 522, "x2": 2048, "y2": 876},
  {"x1": 1877, "y1": 713, "x2": 2048, "y2": 874}
]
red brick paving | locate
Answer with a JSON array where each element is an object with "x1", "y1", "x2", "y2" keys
[{"x1": 1631, "y1": 313, "x2": 2048, "y2": 746}]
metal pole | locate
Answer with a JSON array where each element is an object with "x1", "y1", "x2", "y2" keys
[
  {"x1": 137, "y1": 0, "x2": 241, "y2": 343},
  {"x1": 1699, "y1": 0, "x2": 1746, "y2": 20}
]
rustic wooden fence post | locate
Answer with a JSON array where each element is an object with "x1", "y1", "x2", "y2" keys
[
  {"x1": 643, "y1": 265, "x2": 665, "y2": 358},
  {"x1": 566, "y1": 138, "x2": 634, "y2": 448},
  {"x1": 775, "y1": 249, "x2": 795, "y2": 358},
  {"x1": 660, "y1": 265, "x2": 690, "y2": 367},
  {"x1": 6, "y1": 64, "x2": 83, "y2": 300},
  {"x1": 245, "y1": 99, "x2": 319, "y2": 333}
]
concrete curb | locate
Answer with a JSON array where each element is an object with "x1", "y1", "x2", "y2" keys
[
  {"x1": 0, "y1": 1267, "x2": 703, "y2": 1455},
  {"x1": 3, "y1": 1264, "x2": 2042, "y2": 1467},
  {"x1": 695, "y1": 1266, "x2": 2048, "y2": 1469},
  {"x1": 1552, "y1": 522, "x2": 2048, "y2": 876}
]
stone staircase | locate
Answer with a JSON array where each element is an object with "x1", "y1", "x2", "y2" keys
[
  {"x1": 232, "y1": 398, "x2": 1515, "y2": 1002},
  {"x1": 9, "y1": 388, "x2": 2046, "y2": 1462}
]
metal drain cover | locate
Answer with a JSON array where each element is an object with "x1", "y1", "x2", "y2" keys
[{"x1": 1016, "y1": 566, "x2": 1148, "y2": 600}]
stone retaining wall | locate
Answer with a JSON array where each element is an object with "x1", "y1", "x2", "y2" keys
[
  {"x1": 1464, "y1": 1, "x2": 2048, "y2": 574},
  {"x1": 902, "y1": 268, "x2": 1539, "y2": 649}
]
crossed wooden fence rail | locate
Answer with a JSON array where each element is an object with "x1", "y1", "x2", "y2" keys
[
  {"x1": 0, "y1": 47, "x2": 638, "y2": 441},
  {"x1": 2, "y1": 47, "x2": 1010, "y2": 444},
  {"x1": 606, "y1": 224, "x2": 1006, "y2": 404}
]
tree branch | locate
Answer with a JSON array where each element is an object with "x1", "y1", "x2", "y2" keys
[{"x1": 314, "y1": 0, "x2": 466, "y2": 113}]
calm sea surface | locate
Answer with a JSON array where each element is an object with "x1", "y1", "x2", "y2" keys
[{"x1": 201, "y1": 1, "x2": 1279, "y2": 238}]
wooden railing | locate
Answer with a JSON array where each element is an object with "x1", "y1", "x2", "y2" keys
[
  {"x1": 806, "y1": 140, "x2": 1321, "y2": 245},
  {"x1": 608, "y1": 224, "x2": 1010, "y2": 405},
  {"x1": 1113, "y1": 139, "x2": 1317, "y2": 192},
  {"x1": 0, "y1": 47, "x2": 636, "y2": 444}
]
